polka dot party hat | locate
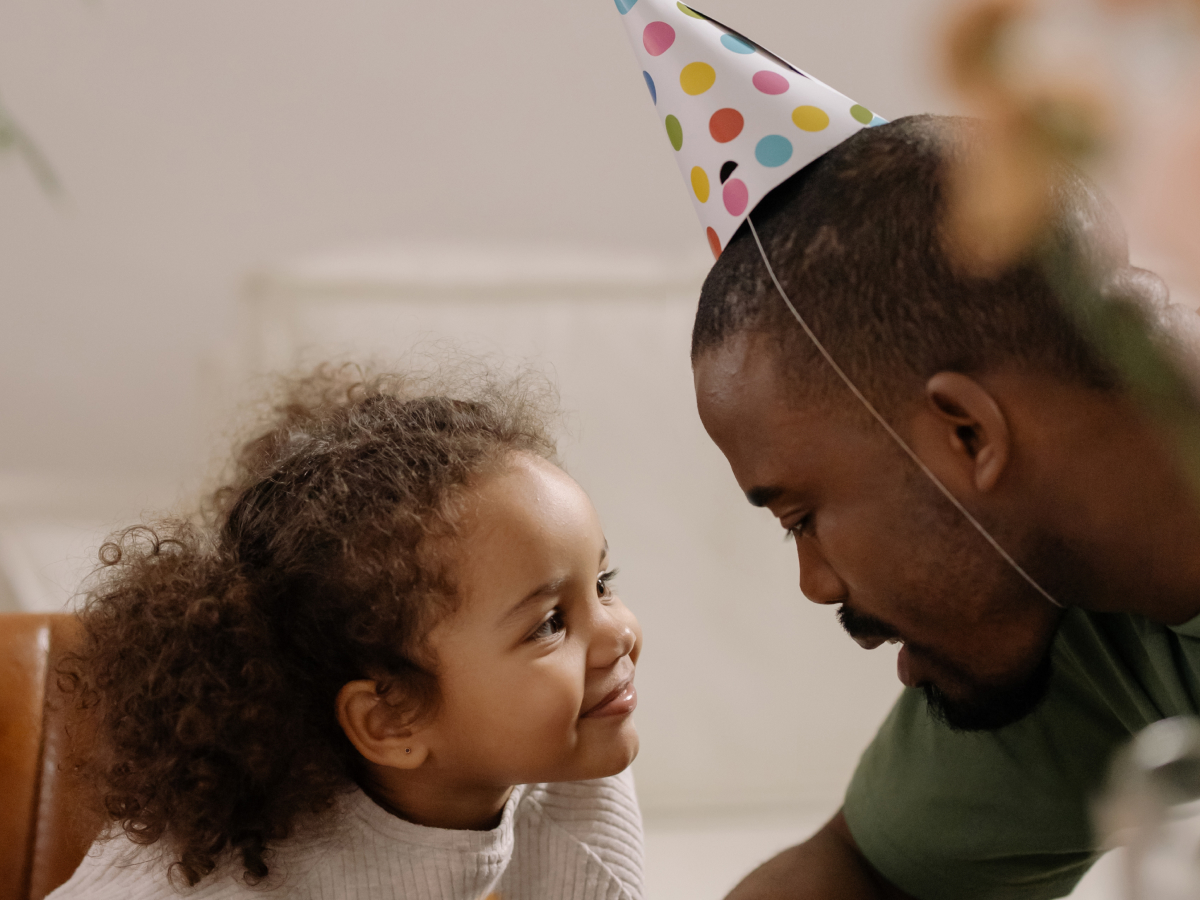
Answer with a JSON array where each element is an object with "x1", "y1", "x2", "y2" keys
[{"x1": 614, "y1": 0, "x2": 885, "y2": 259}]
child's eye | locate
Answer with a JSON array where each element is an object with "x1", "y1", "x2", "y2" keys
[
  {"x1": 530, "y1": 609, "x2": 565, "y2": 641},
  {"x1": 596, "y1": 567, "x2": 619, "y2": 599}
]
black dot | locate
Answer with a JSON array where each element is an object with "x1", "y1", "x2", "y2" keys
[{"x1": 720, "y1": 161, "x2": 739, "y2": 184}]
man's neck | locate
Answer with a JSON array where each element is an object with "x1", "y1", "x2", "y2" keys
[{"x1": 1033, "y1": 398, "x2": 1200, "y2": 625}]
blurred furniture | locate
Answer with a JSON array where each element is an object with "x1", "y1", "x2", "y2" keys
[{"x1": 0, "y1": 614, "x2": 97, "y2": 900}]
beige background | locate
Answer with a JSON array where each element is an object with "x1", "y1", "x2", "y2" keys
[
  {"x1": 0, "y1": 0, "x2": 960, "y2": 486},
  {"x1": 0, "y1": 0, "x2": 968, "y2": 820}
]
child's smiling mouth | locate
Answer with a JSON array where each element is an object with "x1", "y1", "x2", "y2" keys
[{"x1": 580, "y1": 680, "x2": 637, "y2": 719}]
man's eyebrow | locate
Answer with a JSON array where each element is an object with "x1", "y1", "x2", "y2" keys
[{"x1": 745, "y1": 486, "x2": 782, "y2": 508}]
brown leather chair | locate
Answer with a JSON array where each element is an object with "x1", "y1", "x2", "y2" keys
[{"x1": 0, "y1": 614, "x2": 99, "y2": 900}]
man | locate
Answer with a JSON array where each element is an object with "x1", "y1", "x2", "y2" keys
[{"x1": 692, "y1": 113, "x2": 1200, "y2": 899}]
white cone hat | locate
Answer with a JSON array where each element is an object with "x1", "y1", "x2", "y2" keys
[{"x1": 614, "y1": 0, "x2": 885, "y2": 258}]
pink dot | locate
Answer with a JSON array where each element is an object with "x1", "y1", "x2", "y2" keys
[
  {"x1": 643, "y1": 22, "x2": 676, "y2": 56},
  {"x1": 753, "y1": 71, "x2": 789, "y2": 95},
  {"x1": 723, "y1": 179, "x2": 748, "y2": 216}
]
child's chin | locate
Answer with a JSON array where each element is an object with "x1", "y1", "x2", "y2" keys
[{"x1": 590, "y1": 730, "x2": 640, "y2": 779}]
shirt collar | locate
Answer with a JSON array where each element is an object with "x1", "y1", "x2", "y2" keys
[{"x1": 1169, "y1": 610, "x2": 1200, "y2": 639}]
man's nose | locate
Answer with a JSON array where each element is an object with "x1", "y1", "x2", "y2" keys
[{"x1": 795, "y1": 538, "x2": 846, "y2": 605}]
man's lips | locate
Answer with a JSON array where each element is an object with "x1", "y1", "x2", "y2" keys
[
  {"x1": 850, "y1": 635, "x2": 916, "y2": 686},
  {"x1": 581, "y1": 680, "x2": 637, "y2": 718}
]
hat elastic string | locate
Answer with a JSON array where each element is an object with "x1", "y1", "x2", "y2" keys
[{"x1": 746, "y1": 215, "x2": 1065, "y2": 610}]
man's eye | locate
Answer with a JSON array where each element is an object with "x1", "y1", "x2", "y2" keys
[
  {"x1": 784, "y1": 515, "x2": 813, "y2": 541},
  {"x1": 531, "y1": 610, "x2": 565, "y2": 641},
  {"x1": 597, "y1": 567, "x2": 620, "y2": 598}
]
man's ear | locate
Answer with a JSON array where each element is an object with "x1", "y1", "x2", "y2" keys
[
  {"x1": 336, "y1": 680, "x2": 432, "y2": 770},
  {"x1": 914, "y1": 372, "x2": 1011, "y2": 494}
]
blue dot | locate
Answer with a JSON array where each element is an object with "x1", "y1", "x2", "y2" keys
[
  {"x1": 614, "y1": 0, "x2": 638, "y2": 13},
  {"x1": 643, "y1": 71, "x2": 657, "y2": 105},
  {"x1": 755, "y1": 135, "x2": 793, "y2": 167},
  {"x1": 720, "y1": 33, "x2": 756, "y2": 54},
  {"x1": 869, "y1": 115, "x2": 888, "y2": 127}
]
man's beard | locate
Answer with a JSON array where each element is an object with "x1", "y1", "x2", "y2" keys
[
  {"x1": 921, "y1": 526, "x2": 1093, "y2": 732},
  {"x1": 921, "y1": 649, "x2": 1053, "y2": 732},
  {"x1": 828, "y1": 451, "x2": 1102, "y2": 733},
  {"x1": 838, "y1": 603, "x2": 1057, "y2": 732}
]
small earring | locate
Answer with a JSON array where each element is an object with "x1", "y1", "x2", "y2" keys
[{"x1": 405, "y1": 748, "x2": 411, "y2": 754}]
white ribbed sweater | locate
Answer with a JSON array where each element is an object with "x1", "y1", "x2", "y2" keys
[{"x1": 48, "y1": 771, "x2": 643, "y2": 900}]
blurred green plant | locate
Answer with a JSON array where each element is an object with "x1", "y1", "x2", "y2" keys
[
  {"x1": 1046, "y1": 247, "x2": 1200, "y2": 498},
  {"x1": 0, "y1": 94, "x2": 59, "y2": 194}
]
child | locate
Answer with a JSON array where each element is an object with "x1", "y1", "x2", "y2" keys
[{"x1": 51, "y1": 366, "x2": 644, "y2": 900}]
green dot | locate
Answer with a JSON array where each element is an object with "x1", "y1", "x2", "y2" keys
[
  {"x1": 850, "y1": 105, "x2": 873, "y2": 125},
  {"x1": 666, "y1": 115, "x2": 683, "y2": 151},
  {"x1": 677, "y1": 2, "x2": 705, "y2": 17}
]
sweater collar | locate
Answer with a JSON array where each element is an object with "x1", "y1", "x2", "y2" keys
[{"x1": 342, "y1": 783, "x2": 526, "y2": 857}]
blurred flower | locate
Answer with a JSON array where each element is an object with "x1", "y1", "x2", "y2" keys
[
  {"x1": 943, "y1": 0, "x2": 1110, "y2": 273},
  {"x1": 944, "y1": 0, "x2": 1028, "y2": 100},
  {"x1": 1112, "y1": 63, "x2": 1200, "y2": 295},
  {"x1": 944, "y1": 84, "x2": 1109, "y2": 273}
]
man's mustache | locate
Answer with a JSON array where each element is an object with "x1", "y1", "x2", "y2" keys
[{"x1": 837, "y1": 604, "x2": 901, "y2": 642}]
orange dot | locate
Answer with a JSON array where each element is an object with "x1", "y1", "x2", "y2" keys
[
  {"x1": 709, "y1": 108, "x2": 744, "y2": 143},
  {"x1": 707, "y1": 227, "x2": 722, "y2": 259}
]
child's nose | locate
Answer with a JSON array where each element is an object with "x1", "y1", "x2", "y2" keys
[{"x1": 588, "y1": 612, "x2": 638, "y2": 669}]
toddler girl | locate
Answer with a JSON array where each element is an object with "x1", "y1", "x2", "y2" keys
[{"x1": 51, "y1": 367, "x2": 644, "y2": 900}]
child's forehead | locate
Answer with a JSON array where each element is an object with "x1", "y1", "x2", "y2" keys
[
  {"x1": 470, "y1": 454, "x2": 585, "y2": 519},
  {"x1": 449, "y1": 458, "x2": 605, "y2": 595}
]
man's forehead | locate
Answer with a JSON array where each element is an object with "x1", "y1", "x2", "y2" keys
[
  {"x1": 695, "y1": 332, "x2": 793, "y2": 406},
  {"x1": 695, "y1": 333, "x2": 862, "y2": 436},
  {"x1": 695, "y1": 335, "x2": 900, "y2": 500}
]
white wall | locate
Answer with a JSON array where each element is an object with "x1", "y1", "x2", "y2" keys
[{"x1": 0, "y1": 0, "x2": 960, "y2": 485}]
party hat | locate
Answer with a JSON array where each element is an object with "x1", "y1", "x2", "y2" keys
[{"x1": 613, "y1": 0, "x2": 885, "y2": 259}]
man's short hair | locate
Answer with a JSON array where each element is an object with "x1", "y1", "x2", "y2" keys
[{"x1": 691, "y1": 114, "x2": 1140, "y2": 410}]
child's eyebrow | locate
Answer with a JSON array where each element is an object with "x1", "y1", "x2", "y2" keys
[
  {"x1": 501, "y1": 576, "x2": 571, "y2": 626},
  {"x1": 500, "y1": 543, "x2": 610, "y2": 626}
]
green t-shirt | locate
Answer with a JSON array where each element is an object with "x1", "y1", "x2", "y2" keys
[{"x1": 844, "y1": 607, "x2": 1200, "y2": 900}]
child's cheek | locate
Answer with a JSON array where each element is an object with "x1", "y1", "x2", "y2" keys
[
  {"x1": 522, "y1": 663, "x2": 586, "y2": 746},
  {"x1": 487, "y1": 663, "x2": 575, "y2": 732}
]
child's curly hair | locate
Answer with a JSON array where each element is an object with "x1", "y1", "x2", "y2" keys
[{"x1": 66, "y1": 364, "x2": 558, "y2": 887}]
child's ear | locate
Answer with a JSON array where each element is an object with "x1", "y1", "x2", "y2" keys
[{"x1": 336, "y1": 680, "x2": 431, "y2": 770}]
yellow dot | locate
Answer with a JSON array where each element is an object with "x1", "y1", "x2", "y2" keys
[
  {"x1": 792, "y1": 105, "x2": 830, "y2": 132},
  {"x1": 680, "y1": 62, "x2": 716, "y2": 96},
  {"x1": 691, "y1": 166, "x2": 710, "y2": 203}
]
